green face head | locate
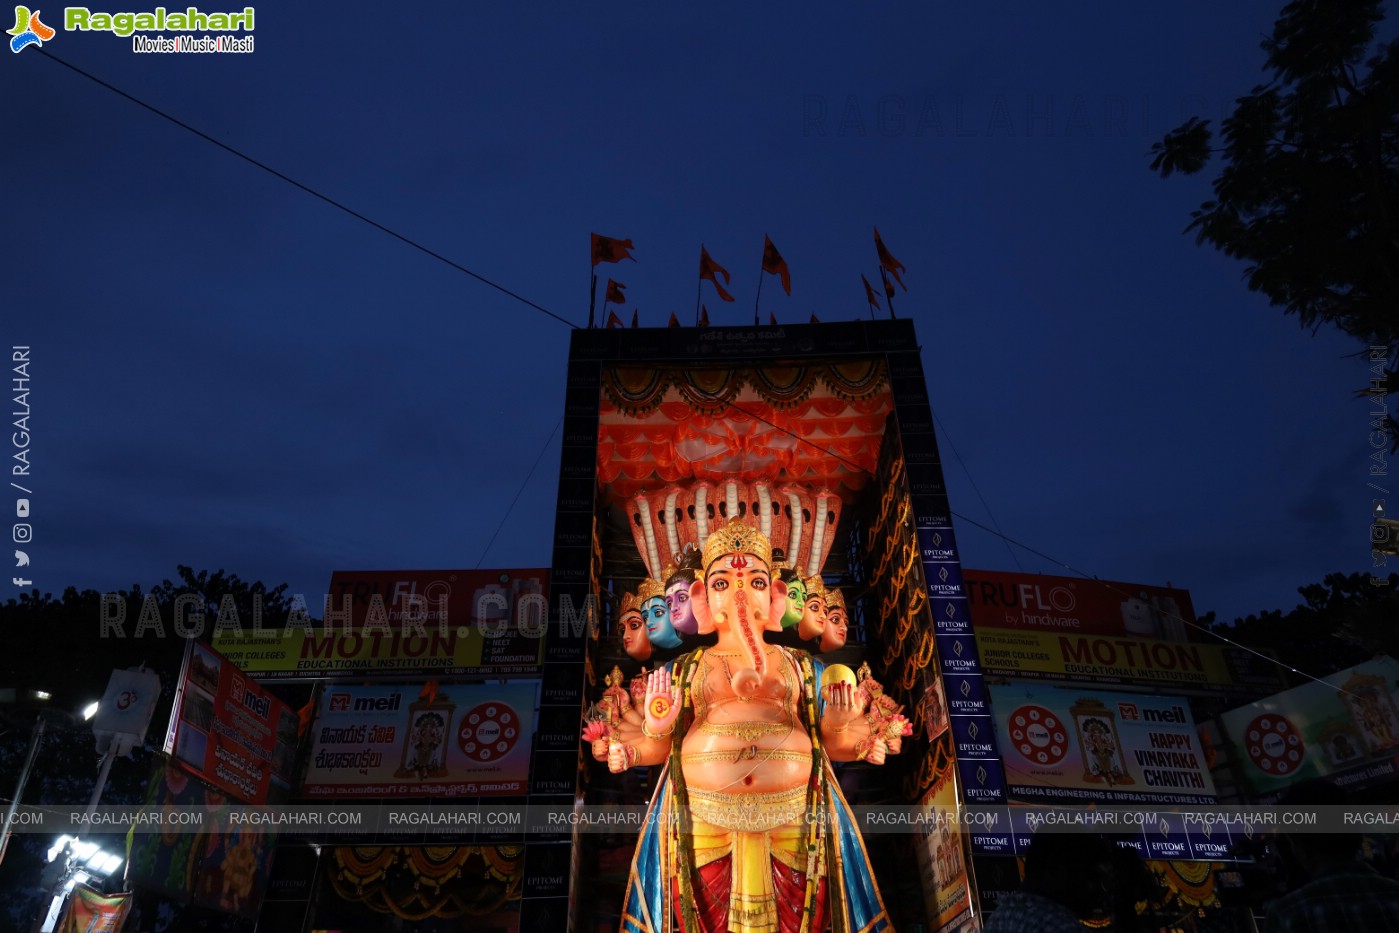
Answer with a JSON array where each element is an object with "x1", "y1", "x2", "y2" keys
[{"x1": 780, "y1": 577, "x2": 806, "y2": 628}]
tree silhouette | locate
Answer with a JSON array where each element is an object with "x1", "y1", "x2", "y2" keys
[{"x1": 1150, "y1": 0, "x2": 1399, "y2": 446}]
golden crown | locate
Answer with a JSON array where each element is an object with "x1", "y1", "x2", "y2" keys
[
  {"x1": 701, "y1": 518, "x2": 774, "y2": 571},
  {"x1": 619, "y1": 592, "x2": 642, "y2": 617},
  {"x1": 826, "y1": 588, "x2": 846, "y2": 611},
  {"x1": 636, "y1": 577, "x2": 667, "y2": 604},
  {"x1": 803, "y1": 575, "x2": 828, "y2": 598}
]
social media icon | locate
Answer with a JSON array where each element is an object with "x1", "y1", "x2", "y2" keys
[
  {"x1": 15, "y1": 499, "x2": 29, "y2": 518},
  {"x1": 12, "y1": 524, "x2": 32, "y2": 543},
  {"x1": 14, "y1": 550, "x2": 28, "y2": 567},
  {"x1": 12, "y1": 577, "x2": 31, "y2": 587}
]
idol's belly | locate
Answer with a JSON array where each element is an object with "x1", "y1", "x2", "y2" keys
[{"x1": 680, "y1": 716, "x2": 814, "y2": 794}]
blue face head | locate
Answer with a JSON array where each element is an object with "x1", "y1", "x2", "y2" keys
[{"x1": 642, "y1": 596, "x2": 681, "y2": 649}]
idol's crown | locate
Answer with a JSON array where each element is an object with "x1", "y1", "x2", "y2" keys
[
  {"x1": 702, "y1": 518, "x2": 774, "y2": 571},
  {"x1": 636, "y1": 577, "x2": 666, "y2": 604}
]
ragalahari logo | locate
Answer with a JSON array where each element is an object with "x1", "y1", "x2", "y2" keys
[{"x1": 9, "y1": 6, "x2": 54, "y2": 52}]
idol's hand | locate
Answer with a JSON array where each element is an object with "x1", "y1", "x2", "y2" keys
[
  {"x1": 822, "y1": 681, "x2": 862, "y2": 729},
  {"x1": 642, "y1": 667, "x2": 681, "y2": 738},
  {"x1": 864, "y1": 737, "x2": 888, "y2": 766},
  {"x1": 607, "y1": 740, "x2": 635, "y2": 773}
]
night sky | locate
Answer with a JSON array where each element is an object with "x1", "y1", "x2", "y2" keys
[{"x1": 4, "y1": 2, "x2": 1379, "y2": 636}]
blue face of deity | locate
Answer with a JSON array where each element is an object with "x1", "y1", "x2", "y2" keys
[{"x1": 642, "y1": 596, "x2": 681, "y2": 649}]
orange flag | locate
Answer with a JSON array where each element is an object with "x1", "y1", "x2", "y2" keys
[
  {"x1": 592, "y1": 233, "x2": 636, "y2": 266},
  {"x1": 631, "y1": 310, "x2": 638, "y2": 328},
  {"x1": 605, "y1": 279, "x2": 627, "y2": 305},
  {"x1": 873, "y1": 227, "x2": 907, "y2": 290},
  {"x1": 762, "y1": 236, "x2": 791, "y2": 295},
  {"x1": 606, "y1": 310, "x2": 624, "y2": 328},
  {"x1": 769, "y1": 312, "x2": 778, "y2": 325},
  {"x1": 699, "y1": 306, "x2": 711, "y2": 327},
  {"x1": 862, "y1": 274, "x2": 881, "y2": 310},
  {"x1": 699, "y1": 246, "x2": 735, "y2": 302},
  {"x1": 668, "y1": 312, "x2": 680, "y2": 328},
  {"x1": 810, "y1": 313, "x2": 821, "y2": 323}
]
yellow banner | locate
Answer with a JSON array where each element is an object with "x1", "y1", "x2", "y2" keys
[
  {"x1": 975, "y1": 629, "x2": 1273, "y2": 693},
  {"x1": 212, "y1": 625, "x2": 543, "y2": 679}
]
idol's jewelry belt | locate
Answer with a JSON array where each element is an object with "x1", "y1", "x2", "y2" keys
[
  {"x1": 681, "y1": 748, "x2": 812, "y2": 766},
  {"x1": 687, "y1": 785, "x2": 808, "y2": 833},
  {"x1": 698, "y1": 719, "x2": 790, "y2": 742}
]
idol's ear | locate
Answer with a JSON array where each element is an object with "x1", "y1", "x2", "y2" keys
[
  {"x1": 685, "y1": 579, "x2": 710, "y2": 637},
  {"x1": 767, "y1": 578, "x2": 788, "y2": 632},
  {"x1": 689, "y1": 578, "x2": 714, "y2": 635}
]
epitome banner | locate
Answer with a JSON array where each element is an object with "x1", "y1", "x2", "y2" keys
[
  {"x1": 212, "y1": 569, "x2": 549, "y2": 679},
  {"x1": 163, "y1": 641, "x2": 298, "y2": 804},
  {"x1": 1220, "y1": 656, "x2": 1399, "y2": 795},
  {"x1": 989, "y1": 682, "x2": 1217, "y2": 804},
  {"x1": 963, "y1": 570, "x2": 1197, "y2": 641},
  {"x1": 303, "y1": 681, "x2": 539, "y2": 797}
]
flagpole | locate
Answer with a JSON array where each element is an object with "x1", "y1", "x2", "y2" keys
[
  {"x1": 588, "y1": 273, "x2": 597, "y2": 328},
  {"x1": 753, "y1": 261, "x2": 765, "y2": 326},
  {"x1": 878, "y1": 267, "x2": 897, "y2": 320},
  {"x1": 694, "y1": 275, "x2": 702, "y2": 327}
]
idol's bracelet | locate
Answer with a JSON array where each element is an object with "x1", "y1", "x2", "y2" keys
[{"x1": 642, "y1": 720, "x2": 674, "y2": 740}]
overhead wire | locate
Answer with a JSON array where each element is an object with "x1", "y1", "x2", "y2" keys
[{"x1": 36, "y1": 50, "x2": 579, "y2": 329}]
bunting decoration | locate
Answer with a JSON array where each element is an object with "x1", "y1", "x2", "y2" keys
[
  {"x1": 761, "y1": 236, "x2": 791, "y2": 295},
  {"x1": 699, "y1": 246, "x2": 735, "y2": 302},
  {"x1": 591, "y1": 233, "x2": 636, "y2": 266},
  {"x1": 605, "y1": 279, "x2": 627, "y2": 306},
  {"x1": 874, "y1": 227, "x2": 906, "y2": 290},
  {"x1": 862, "y1": 274, "x2": 881, "y2": 311}
]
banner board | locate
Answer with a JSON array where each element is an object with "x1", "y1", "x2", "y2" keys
[
  {"x1": 989, "y1": 682, "x2": 1217, "y2": 804},
  {"x1": 915, "y1": 767, "x2": 975, "y2": 933},
  {"x1": 303, "y1": 681, "x2": 539, "y2": 797},
  {"x1": 163, "y1": 641, "x2": 297, "y2": 804},
  {"x1": 212, "y1": 569, "x2": 549, "y2": 679},
  {"x1": 1220, "y1": 656, "x2": 1399, "y2": 795},
  {"x1": 125, "y1": 759, "x2": 278, "y2": 919},
  {"x1": 57, "y1": 885, "x2": 131, "y2": 933},
  {"x1": 975, "y1": 629, "x2": 1284, "y2": 694},
  {"x1": 963, "y1": 570, "x2": 1197, "y2": 641}
]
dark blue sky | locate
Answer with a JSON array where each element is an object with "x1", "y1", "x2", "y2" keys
[{"x1": 5, "y1": 2, "x2": 1378, "y2": 629}]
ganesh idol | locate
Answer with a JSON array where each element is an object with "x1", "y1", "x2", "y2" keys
[{"x1": 599, "y1": 517, "x2": 897, "y2": 933}]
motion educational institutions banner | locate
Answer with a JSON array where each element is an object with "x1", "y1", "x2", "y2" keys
[
  {"x1": 163, "y1": 641, "x2": 298, "y2": 804},
  {"x1": 303, "y1": 681, "x2": 539, "y2": 797},
  {"x1": 1220, "y1": 655, "x2": 1399, "y2": 796},
  {"x1": 212, "y1": 569, "x2": 549, "y2": 679},
  {"x1": 975, "y1": 628, "x2": 1284, "y2": 695},
  {"x1": 989, "y1": 682, "x2": 1217, "y2": 805}
]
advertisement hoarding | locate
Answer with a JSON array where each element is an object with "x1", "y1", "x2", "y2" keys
[
  {"x1": 989, "y1": 682, "x2": 1217, "y2": 805},
  {"x1": 163, "y1": 641, "x2": 297, "y2": 804},
  {"x1": 303, "y1": 681, "x2": 539, "y2": 797},
  {"x1": 125, "y1": 759, "x2": 278, "y2": 919},
  {"x1": 964, "y1": 570, "x2": 1197, "y2": 640},
  {"x1": 211, "y1": 569, "x2": 549, "y2": 679},
  {"x1": 975, "y1": 629, "x2": 1285, "y2": 695},
  {"x1": 1219, "y1": 656, "x2": 1399, "y2": 796}
]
